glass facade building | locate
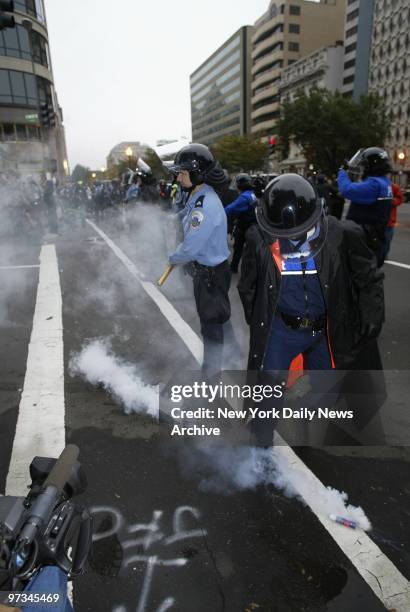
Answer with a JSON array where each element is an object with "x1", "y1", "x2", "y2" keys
[
  {"x1": 190, "y1": 27, "x2": 253, "y2": 146},
  {"x1": 0, "y1": 0, "x2": 68, "y2": 179}
]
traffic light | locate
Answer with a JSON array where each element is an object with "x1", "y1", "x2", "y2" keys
[
  {"x1": 268, "y1": 136, "x2": 276, "y2": 156},
  {"x1": 0, "y1": 0, "x2": 15, "y2": 30},
  {"x1": 40, "y1": 102, "x2": 56, "y2": 128}
]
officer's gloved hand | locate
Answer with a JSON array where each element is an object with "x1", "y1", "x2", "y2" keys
[
  {"x1": 339, "y1": 160, "x2": 350, "y2": 172},
  {"x1": 360, "y1": 320, "x2": 381, "y2": 340}
]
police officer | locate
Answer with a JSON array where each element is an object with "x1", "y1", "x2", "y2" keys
[
  {"x1": 239, "y1": 173, "x2": 384, "y2": 373},
  {"x1": 337, "y1": 147, "x2": 393, "y2": 266},
  {"x1": 238, "y1": 173, "x2": 385, "y2": 445},
  {"x1": 224, "y1": 173, "x2": 257, "y2": 273},
  {"x1": 168, "y1": 144, "x2": 231, "y2": 376}
]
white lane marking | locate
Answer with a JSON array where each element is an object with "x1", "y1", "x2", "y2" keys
[
  {"x1": 6, "y1": 245, "x2": 65, "y2": 496},
  {"x1": 88, "y1": 221, "x2": 410, "y2": 611},
  {"x1": 86, "y1": 219, "x2": 203, "y2": 364},
  {"x1": 274, "y1": 438, "x2": 410, "y2": 611},
  {"x1": 0, "y1": 265, "x2": 40, "y2": 270},
  {"x1": 385, "y1": 260, "x2": 410, "y2": 270}
]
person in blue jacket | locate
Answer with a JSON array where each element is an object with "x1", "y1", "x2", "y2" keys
[
  {"x1": 224, "y1": 173, "x2": 257, "y2": 273},
  {"x1": 337, "y1": 147, "x2": 393, "y2": 266},
  {"x1": 168, "y1": 144, "x2": 230, "y2": 376}
]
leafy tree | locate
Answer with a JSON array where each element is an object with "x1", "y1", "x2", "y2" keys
[
  {"x1": 71, "y1": 164, "x2": 90, "y2": 183},
  {"x1": 276, "y1": 89, "x2": 389, "y2": 176},
  {"x1": 211, "y1": 135, "x2": 268, "y2": 173}
]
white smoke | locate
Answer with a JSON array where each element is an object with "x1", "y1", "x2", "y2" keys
[
  {"x1": 69, "y1": 339, "x2": 159, "y2": 417},
  {"x1": 182, "y1": 443, "x2": 372, "y2": 531}
]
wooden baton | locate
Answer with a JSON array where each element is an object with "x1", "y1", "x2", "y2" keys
[{"x1": 157, "y1": 264, "x2": 175, "y2": 286}]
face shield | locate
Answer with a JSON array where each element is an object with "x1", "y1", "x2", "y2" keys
[
  {"x1": 277, "y1": 210, "x2": 328, "y2": 263},
  {"x1": 347, "y1": 149, "x2": 364, "y2": 179}
]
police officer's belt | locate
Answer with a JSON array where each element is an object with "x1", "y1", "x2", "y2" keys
[{"x1": 279, "y1": 311, "x2": 326, "y2": 331}]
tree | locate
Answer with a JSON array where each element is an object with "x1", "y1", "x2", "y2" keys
[
  {"x1": 211, "y1": 135, "x2": 268, "y2": 173},
  {"x1": 276, "y1": 89, "x2": 389, "y2": 176},
  {"x1": 71, "y1": 164, "x2": 90, "y2": 183}
]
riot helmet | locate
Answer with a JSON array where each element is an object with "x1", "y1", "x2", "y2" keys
[
  {"x1": 235, "y1": 173, "x2": 253, "y2": 192},
  {"x1": 256, "y1": 173, "x2": 327, "y2": 262},
  {"x1": 169, "y1": 143, "x2": 216, "y2": 187},
  {"x1": 348, "y1": 147, "x2": 392, "y2": 178}
]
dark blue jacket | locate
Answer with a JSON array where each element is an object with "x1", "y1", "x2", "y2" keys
[
  {"x1": 224, "y1": 190, "x2": 257, "y2": 224},
  {"x1": 337, "y1": 170, "x2": 392, "y2": 226}
]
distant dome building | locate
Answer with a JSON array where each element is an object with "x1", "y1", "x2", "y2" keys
[{"x1": 106, "y1": 141, "x2": 150, "y2": 168}]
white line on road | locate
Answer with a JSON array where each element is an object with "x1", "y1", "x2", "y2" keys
[
  {"x1": 275, "y1": 438, "x2": 410, "y2": 611},
  {"x1": 385, "y1": 259, "x2": 410, "y2": 270},
  {"x1": 6, "y1": 245, "x2": 65, "y2": 496},
  {"x1": 88, "y1": 221, "x2": 410, "y2": 611},
  {"x1": 0, "y1": 265, "x2": 40, "y2": 270},
  {"x1": 86, "y1": 219, "x2": 203, "y2": 364}
]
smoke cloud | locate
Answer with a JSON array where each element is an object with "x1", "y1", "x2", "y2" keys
[
  {"x1": 69, "y1": 339, "x2": 159, "y2": 417},
  {"x1": 181, "y1": 443, "x2": 372, "y2": 531}
]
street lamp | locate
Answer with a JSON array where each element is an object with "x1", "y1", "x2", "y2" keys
[
  {"x1": 125, "y1": 146, "x2": 133, "y2": 169},
  {"x1": 397, "y1": 151, "x2": 405, "y2": 162}
]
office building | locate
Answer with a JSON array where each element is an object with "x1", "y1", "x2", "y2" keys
[
  {"x1": 251, "y1": 0, "x2": 346, "y2": 139},
  {"x1": 341, "y1": 0, "x2": 375, "y2": 99},
  {"x1": 368, "y1": 0, "x2": 410, "y2": 180},
  {"x1": 279, "y1": 42, "x2": 344, "y2": 171},
  {"x1": 190, "y1": 26, "x2": 253, "y2": 146},
  {"x1": 0, "y1": 0, "x2": 68, "y2": 180}
]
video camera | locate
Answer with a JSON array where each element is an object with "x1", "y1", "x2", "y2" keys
[{"x1": 0, "y1": 445, "x2": 92, "y2": 592}]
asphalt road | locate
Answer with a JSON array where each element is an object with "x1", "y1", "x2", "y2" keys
[{"x1": 0, "y1": 201, "x2": 409, "y2": 612}]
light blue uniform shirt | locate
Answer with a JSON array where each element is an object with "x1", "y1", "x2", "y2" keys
[{"x1": 169, "y1": 184, "x2": 229, "y2": 266}]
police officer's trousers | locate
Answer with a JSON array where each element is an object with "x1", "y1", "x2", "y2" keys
[{"x1": 192, "y1": 260, "x2": 231, "y2": 377}]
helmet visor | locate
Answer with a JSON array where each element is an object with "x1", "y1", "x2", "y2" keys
[
  {"x1": 347, "y1": 149, "x2": 364, "y2": 169},
  {"x1": 277, "y1": 212, "x2": 328, "y2": 264}
]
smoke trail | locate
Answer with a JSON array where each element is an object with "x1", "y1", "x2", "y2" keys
[
  {"x1": 69, "y1": 339, "x2": 158, "y2": 417},
  {"x1": 181, "y1": 443, "x2": 372, "y2": 531}
]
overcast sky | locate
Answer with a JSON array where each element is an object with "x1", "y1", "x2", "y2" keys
[{"x1": 44, "y1": 0, "x2": 270, "y2": 170}]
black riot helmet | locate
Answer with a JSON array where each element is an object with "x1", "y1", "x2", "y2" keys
[
  {"x1": 348, "y1": 147, "x2": 392, "y2": 178},
  {"x1": 169, "y1": 143, "x2": 216, "y2": 186},
  {"x1": 235, "y1": 173, "x2": 253, "y2": 192},
  {"x1": 256, "y1": 173, "x2": 327, "y2": 262}
]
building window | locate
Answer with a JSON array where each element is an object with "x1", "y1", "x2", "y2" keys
[
  {"x1": 346, "y1": 26, "x2": 358, "y2": 38},
  {"x1": 3, "y1": 123, "x2": 15, "y2": 141},
  {"x1": 289, "y1": 5, "x2": 301, "y2": 15},
  {"x1": 288, "y1": 42, "x2": 299, "y2": 52},
  {"x1": 343, "y1": 74, "x2": 354, "y2": 85},
  {"x1": 16, "y1": 124, "x2": 28, "y2": 140},
  {"x1": 31, "y1": 30, "x2": 49, "y2": 68},
  {"x1": 345, "y1": 42, "x2": 357, "y2": 54},
  {"x1": 289, "y1": 23, "x2": 300, "y2": 33},
  {"x1": 344, "y1": 58, "x2": 356, "y2": 70},
  {"x1": 347, "y1": 8, "x2": 359, "y2": 21},
  {"x1": 0, "y1": 122, "x2": 40, "y2": 142},
  {"x1": 13, "y1": 0, "x2": 46, "y2": 25},
  {"x1": 0, "y1": 24, "x2": 49, "y2": 67},
  {"x1": 27, "y1": 125, "x2": 40, "y2": 140},
  {"x1": 0, "y1": 68, "x2": 51, "y2": 107}
]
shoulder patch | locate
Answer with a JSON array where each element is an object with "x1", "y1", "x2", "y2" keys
[
  {"x1": 194, "y1": 195, "x2": 205, "y2": 208},
  {"x1": 191, "y1": 210, "x2": 204, "y2": 229}
]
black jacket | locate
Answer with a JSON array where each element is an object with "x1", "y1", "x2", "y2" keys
[{"x1": 238, "y1": 216, "x2": 384, "y2": 370}]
